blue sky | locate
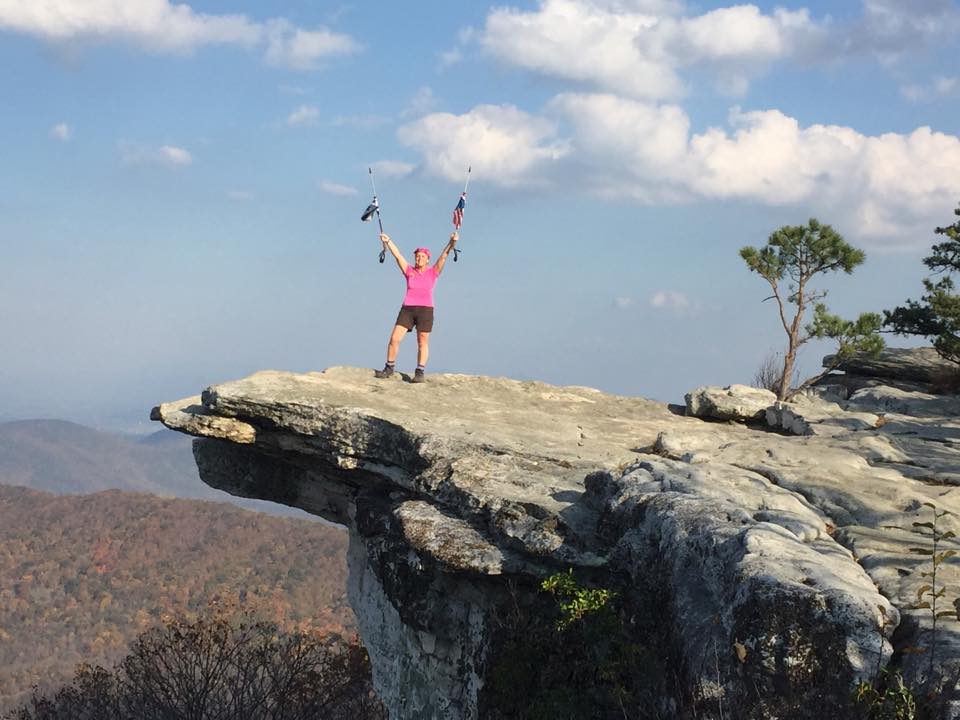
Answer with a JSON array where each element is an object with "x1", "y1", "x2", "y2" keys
[{"x1": 1, "y1": 0, "x2": 959, "y2": 432}]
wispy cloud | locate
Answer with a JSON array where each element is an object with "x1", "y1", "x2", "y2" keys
[
  {"x1": 331, "y1": 114, "x2": 392, "y2": 130},
  {"x1": 227, "y1": 190, "x2": 254, "y2": 201},
  {"x1": 401, "y1": 87, "x2": 437, "y2": 118},
  {"x1": 119, "y1": 142, "x2": 193, "y2": 168},
  {"x1": 319, "y1": 180, "x2": 357, "y2": 196},
  {"x1": 0, "y1": 0, "x2": 360, "y2": 70},
  {"x1": 287, "y1": 105, "x2": 319, "y2": 127},
  {"x1": 50, "y1": 122, "x2": 71, "y2": 141},
  {"x1": 369, "y1": 160, "x2": 415, "y2": 179},
  {"x1": 848, "y1": 0, "x2": 960, "y2": 64},
  {"x1": 901, "y1": 76, "x2": 959, "y2": 103},
  {"x1": 438, "y1": 47, "x2": 462, "y2": 69},
  {"x1": 263, "y1": 18, "x2": 360, "y2": 71},
  {"x1": 438, "y1": 26, "x2": 476, "y2": 69},
  {"x1": 650, "y1": 291, "x2": 692, "y2": 311}
]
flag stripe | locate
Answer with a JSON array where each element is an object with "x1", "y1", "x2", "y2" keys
[{"x1": 452, "y1": 193, "x2": 465, "y2": 229}]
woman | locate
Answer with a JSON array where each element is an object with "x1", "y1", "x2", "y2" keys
[{"x1": 374, "y1": 231, "x2": 458, "y2": 383}]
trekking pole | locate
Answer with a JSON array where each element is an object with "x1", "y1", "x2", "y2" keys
[
  {"x1": 452, "y1": 166, "x2": 470, "y2": 262},
  {"x1": 360, "y1": 167, "x2": 387, "y2": 263}
]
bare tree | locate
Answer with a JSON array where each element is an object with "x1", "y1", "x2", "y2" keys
[
  {"x1": 7, "y1": 616, "x2": 386, "y2": 720},
  {"x1": 751, "y1": 350, "x2": 797, "y2": 396}
]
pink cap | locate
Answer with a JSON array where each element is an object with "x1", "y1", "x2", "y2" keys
[{"x1": 414, "y1": 247, "x2": 431, "y2": 258}]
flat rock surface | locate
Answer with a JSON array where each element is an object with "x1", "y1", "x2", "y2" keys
[
  {"x1": 196, "y1": 367, "x2": 679, "y2": 465},
  {"x1": 156, "y1": 367, "x2": 715, "y2": 568}
]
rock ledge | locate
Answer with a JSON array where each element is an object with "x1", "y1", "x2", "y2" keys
[{"x1": 153, "y1": 364, "x2": 960, "y2": 719}]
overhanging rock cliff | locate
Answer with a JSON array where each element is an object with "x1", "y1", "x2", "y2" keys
[{"x1": 152, "y1": 357, "x2": 960, "y2": 719}]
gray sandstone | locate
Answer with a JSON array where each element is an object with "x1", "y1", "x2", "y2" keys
[
  {"x1": 153, "y1": 359, "x2": 960, "y2": 719},
  {"x1": 684, "y1": 383, "x2": 776, "y2": 421},
  {"x1": 825, "y1": 346, "x2": 956, "y2": 383}
]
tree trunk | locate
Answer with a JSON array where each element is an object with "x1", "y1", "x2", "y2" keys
[
  {"x1": 777, "y1": 349, "x2": 794, "y2": 401},
  {"x1": 778, "y1": 289, "x2": 806, "y2": 401}
]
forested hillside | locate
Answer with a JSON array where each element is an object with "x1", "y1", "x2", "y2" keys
[{"x1": 0, "y1": 485, "x2": 351, "y2": 714}]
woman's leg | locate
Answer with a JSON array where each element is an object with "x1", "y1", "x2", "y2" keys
[
  {"x1": 387, "y1": 324, "x2": 408, "y2": 362},
  {"x1": 416, "y1": 331, "x2": 430, "y2": 367}
]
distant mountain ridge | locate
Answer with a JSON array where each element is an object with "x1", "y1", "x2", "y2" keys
[
  {"x1": 0, "y1": 419, "x2": 307, "y2": 516},
  {"x1": 0, "y1": 419, "x2": 199, "y2": 496}
]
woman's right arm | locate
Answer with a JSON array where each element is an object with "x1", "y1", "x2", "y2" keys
[{"x1": 381, "y1": 233, "x2": 409, "y2": 274}]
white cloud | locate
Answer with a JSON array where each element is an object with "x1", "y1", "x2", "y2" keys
[
  {"x1": 650, "y1": 291, "x2": 691, "y2": 310},
  {"x1": 319, "y1": 180, "x2": 357, "y2": 196},
  {"x1": 228, "y1": 190, "x2": 254, "y2": 200},
  {"x1": 369, "y1": 161, "x2": 415, "y2": 179},
  {"x1": 50, "y1": 122, "x2": 71, "y2": 140},
  {"x1": 480, "y1": 1, "x2": 826, "y2": 100},
  {"x1": 119, "y1": 141, "x2": 192, "y2": 168},
  {"x1": 0, "y1": 0, "x2": 259, "y2": 51},
  {"x1": 263, "y1": 18, "x2": 359, "y2": 70},
  {"x1": 667, "y1": 6, "x2": 826, "y2": 94},
  {"x1": 482, "y1": 0, "x2": 679, "y2": 100},
  {"x1": 614, "y1": 296, "x2": 635, "y2": 309},
  {"x1": 553, "y1": 93, "x2": 960, "y2": 244},
  {"x1": 401, "y1": 95, "x2": 960, "y2": 247},
  {"x1": 479, "y1": 1, "x2": 960, "y2": 98},
  {"x1": 287, "y1": 104, "x2": 319, "y2": 127},
  {"x1": 397, "y1": 105, "x2": 569, "y2": 186},
  {"x1": 0, "y1": 0, "x2": 359, "y2": 69},
  {"x1": 670, "y1": 6, "x2": 822, "y2": 62},
  {"x1": 159, "y1": 145, "x2": 192, "y2": 165}
]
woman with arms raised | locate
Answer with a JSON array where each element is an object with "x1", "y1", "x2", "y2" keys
[{"x1": 374, "y1": 231, "x2": 458, "y2": 383}]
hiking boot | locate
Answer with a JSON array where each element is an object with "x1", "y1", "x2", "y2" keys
[
  {"x1": 374, "y1": 364, "x2": 395, "y2": 379},
  {"x1": 411, "y1": 369, "x2": 426, "y2": 383}
]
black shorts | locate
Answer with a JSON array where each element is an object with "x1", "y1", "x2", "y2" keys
[{"x1": 396, "y1": 305, "x2": 434, "y2": 332}]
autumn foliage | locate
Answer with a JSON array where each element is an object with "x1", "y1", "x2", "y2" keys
[{"x1": 0, "y1": 485, "x2": 352, "y2": 713}]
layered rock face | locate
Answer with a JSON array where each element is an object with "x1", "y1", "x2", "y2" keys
[{"x1": 152, "y1": 350, "x2": 960, "y2": 719}]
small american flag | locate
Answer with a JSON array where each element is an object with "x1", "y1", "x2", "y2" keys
[{"x1": 452, "y1": 193, "x2": 466, "y2": 229}]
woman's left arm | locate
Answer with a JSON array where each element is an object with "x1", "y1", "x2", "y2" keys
[{"x1": 434, "y1": 232, "x2": 458, "y2": 275}]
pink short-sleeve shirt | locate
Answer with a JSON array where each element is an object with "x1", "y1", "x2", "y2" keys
[{"x1": 402, "y1": 265, "x2": 439, "y2": 307}]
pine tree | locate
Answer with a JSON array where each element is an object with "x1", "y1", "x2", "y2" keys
[
  {"x1": 885, "y1": 204, "x2": 960, "y2": 365},
  {"x1": 741, "y1": 219, "x2": 883, "y2": 400}
]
